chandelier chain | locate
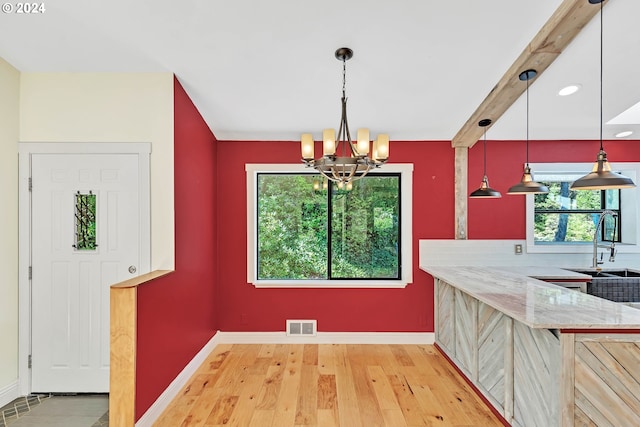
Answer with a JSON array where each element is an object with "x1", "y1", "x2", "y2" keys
[
  {"x1": 525, "y1": 73, "x2": 530, "y2": 166},
  {"x1": 342, "y1": 56, "x2": 347, "y2": 98}
]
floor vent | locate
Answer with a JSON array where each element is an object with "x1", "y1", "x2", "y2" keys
[{"x1": 286, "y1": 319, "x2": 317, "y2": 336}]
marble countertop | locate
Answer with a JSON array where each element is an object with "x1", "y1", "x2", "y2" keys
[
  {"x1": 493, "y1": 266, "x2": 591, "y2": 281},
  {"x1": 422, "y1": 265, "x2": 640, "y2": 329}
]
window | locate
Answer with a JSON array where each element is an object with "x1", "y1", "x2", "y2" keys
[
  {"x1": 525, "y1": 163, "x2": 640, "y2": 254},
  {"x1": 534, "y1": 181, "x2": 620, "y2": 243},
  {"x1": 247, "y1": 164, "x2": 413, "y2": 288}
]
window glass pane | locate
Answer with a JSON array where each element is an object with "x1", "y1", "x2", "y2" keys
[
  {"x1": 534, "y1": 212, "x2": 599, "y2": 243},
  {"x1": 604, "y1": 189, "x2": 619, "y2": 210},
  {"x1": 602, "y1": 214, "x2": 617, "y2": 242},
  {"x1": 74, "y1": 192, "x2": 97, "y2": 251},
  {"x1": 256, "y1": 173, "x2": 401, "y2": 281},
  {"x1": 257, "y1": 174, "x2": 328, "y2": 280},
  {"x1": 534, "y1": 182, "x2": 601, "y2": 210},
  {"x1": 331, "y1": 176, "x2": 400, "y2": 279}
]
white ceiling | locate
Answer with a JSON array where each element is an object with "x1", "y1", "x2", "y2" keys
[{"x1": 1, "y1": 0, "x2": 639, "y2": 142}]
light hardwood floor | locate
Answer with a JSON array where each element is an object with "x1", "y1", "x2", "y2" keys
[{"x1": 154, "y1": 344, "x2": 503, "y2": 427}]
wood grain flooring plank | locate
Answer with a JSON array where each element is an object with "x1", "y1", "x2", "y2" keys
[
  {"x1": 258, "y1": 344, "x2": 276, "y2": 358},
  {"x1": 317, "y1": 409, "x2": 339, "y2": 427},
  {"x1": 368, "y1": 365, "x2": 401, "y2": 411},
  {"x1": 294, "y1": 364, "x2": 319, "y2": 426},
  {"x1": 390, "y1": 344, "x2": 415, "y2": 367},
  {"x1": 334, "y1": 364, "x2": 363, "y2": 427},
  {"x1": 317, "y1": 374, "x2": 337, "y2": 410},
  {"x1": 203, "y1": 394, "x2": 239, "y2": 426},
  {"x1": 303, "y1": 343, "x2": 318, "y2": 366},
  {"x1": 248, "y1": 409, "x2": 275, "y2": 427},
  {"x1": 255, "y1": 363, "x2": 285, "y2": 410},
  {"x1": 223, "y1": 373, "x2": 264, "y2": 427},
  {"x1": 317, "y1": 344, "x2": 337, "y2": 375},
  {"x1": 388, "y1": 372, "x2": 429, "y2": 427},
  {"x1": 271, "y1": 345, "x2": 304, "y2": 427},
  {"x1": 182, "y1": 373, "x2": 219, "y2": 397},
  {"x1": 203, "y1": 345, "x2": 233, "y2": 371},
  {"x1": 153, "y1": 394, "x2": 197, "y2": 427}
]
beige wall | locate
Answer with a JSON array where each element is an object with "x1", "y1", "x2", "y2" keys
[
  {"x1": 19, "y1": 73, "x2": 175, "y2": 269},
  {"x1": 0, "y1": 58, "x2": 20, "y2": 397}
]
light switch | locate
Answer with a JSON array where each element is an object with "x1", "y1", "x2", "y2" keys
[{"x1": 515, "y1": 244, "x2": 523, "y2": 255}]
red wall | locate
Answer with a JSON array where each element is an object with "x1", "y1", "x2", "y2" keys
[
  {"x1": 467, "y1": 139, "x2": 640, "y2": 239},
  {"x1": 215, "y1": 140, "x2": 454, "y2": 333},
  {"x1": 134, "y1": 77, "x2": 218, "y2": 420},
  {"x1": 216, "y1": 138, "x2": 640, "y2": 334}
]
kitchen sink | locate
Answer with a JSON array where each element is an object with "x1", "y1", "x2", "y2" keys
[
  {"x1": 567, "y1": 268, "x2": 640, "y2": 303},
  {"x1": 604, "y1": 269, "x2": 640, "y2": 277},
  {"x1": 568, "y1": 268, "x2": 640, "y2": 278}
]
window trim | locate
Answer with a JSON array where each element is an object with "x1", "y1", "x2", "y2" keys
[
  {"x1": 246, "y1": 163, "x2": 413, "y2": 288},
  {"x1": 525, "y1": 162, "x2": 640, "y2": 254}
]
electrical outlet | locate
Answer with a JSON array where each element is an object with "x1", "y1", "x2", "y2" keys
[{"x1": 514, "y1": 244, "x2": 523, "y2": 255}]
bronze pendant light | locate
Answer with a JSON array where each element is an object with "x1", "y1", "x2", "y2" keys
[
  {"x1": 507, "y1": 69, "x2": 549, "y2": 195},
  {"x1": 570, "y1": 0, "x2": 635, "y2": 190},
  {"x1": 470, "y1": 119, "x2": 501, "y2": 198}
]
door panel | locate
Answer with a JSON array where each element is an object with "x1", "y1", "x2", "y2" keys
[{"x1": 31, "y1": 153, "x2": 140, "y2": 392}]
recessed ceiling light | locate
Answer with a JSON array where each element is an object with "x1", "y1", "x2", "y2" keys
[
  {"x1": 558, "y1": 84, "x2": 581, "y2": 96},
  {"x1": 615, "y1": 130, "x2": 633, "y2": 138}
]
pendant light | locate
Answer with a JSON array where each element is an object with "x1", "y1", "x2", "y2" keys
[
  {"x1": 570, "y1": 0, "x2": 635, "y2": 190},
  {"x1": 470, "y1": 119, "x2": 501, "y2": 198},
  {"x1": 507, "y1": 69, "x2": 549, "y2": 195}
]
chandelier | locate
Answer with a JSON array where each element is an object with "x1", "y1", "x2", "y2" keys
[{"x1": 301, "y1": 47, "x2": 389, "y2": 184}]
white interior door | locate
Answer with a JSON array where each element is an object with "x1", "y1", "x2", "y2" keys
[{"x1": 31, "y1": 153, "x2": 141, "y2": 393}]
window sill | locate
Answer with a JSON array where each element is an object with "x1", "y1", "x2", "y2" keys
[
  {"x1": 526, "y1": 242, "x2": 640, "y2": 254},
  {"x1": 250, "y1": 279, "x2": 411, "y2": 289}
]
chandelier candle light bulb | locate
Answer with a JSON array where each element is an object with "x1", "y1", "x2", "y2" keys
[
  {"x1": 301, "y1": 133, "x2": 314, "y2": 160},
  {"x1": 357, "y1": 128, "x2": 370, "y2": 155}
]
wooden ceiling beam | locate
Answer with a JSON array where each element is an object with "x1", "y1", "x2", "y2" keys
[{"x1": 451, "y1": 0, "x2": 606, "y2": 148}]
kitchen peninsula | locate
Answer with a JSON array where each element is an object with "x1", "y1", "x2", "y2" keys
[{"x1": 422, "y1": 265, "x2": 640, "y2": 427}]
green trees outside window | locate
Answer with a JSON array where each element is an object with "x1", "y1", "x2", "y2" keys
[
  {"x1": 534, "y1": 181, "x2": 620, "y2": 243},
  {"x1": 257, "y1": 173, "x2": 400, "y2": 280}
]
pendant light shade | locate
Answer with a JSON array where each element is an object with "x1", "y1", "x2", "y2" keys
[
  {"x1": 570, "y1": 0, "x2": 635, "y2": 190},
  {"x1": 507, "y1": 165, "x2": 549, "y2": 194},
  {"x1": 570, "y1": 149, "x2": 635, "y2": 190},
  {"x1": 470, "y1": 119, "x2": 501, "y2": 198},
  {"x1": 507, "y1": 69, "x2": 549, "y2": 195}
]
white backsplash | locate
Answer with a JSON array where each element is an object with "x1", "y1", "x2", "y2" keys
[{"x1": 419, "y1": 239, "x2": 640, "y2": 270}]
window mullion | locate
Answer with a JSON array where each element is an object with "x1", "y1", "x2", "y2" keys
[{"x1": 327, "y1": 180, "x2": 333, "y2": 280}]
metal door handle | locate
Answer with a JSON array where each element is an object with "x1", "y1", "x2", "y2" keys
[{"x1": 128, "y1": 265, "x2": 137, "y2": 274}]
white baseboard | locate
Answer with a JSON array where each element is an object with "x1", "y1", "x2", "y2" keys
[
  {"x1": 135, "y1": 330, "x2": 433, "y2": 426},
  {"x1": 215, "y1": 331, "x2": 434, "y2": 345},
  {"x1": 0, "y1": 380, "x2": 20, "y2": 408},
  {"x1": 135, "y1": 333, "x2": 221, "y2": 427}
]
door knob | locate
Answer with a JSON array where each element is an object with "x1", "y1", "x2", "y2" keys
[{"x1": 128, "y1": 265, "x2": 137, "y2": 274}]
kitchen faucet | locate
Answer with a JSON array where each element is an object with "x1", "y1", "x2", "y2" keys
[{"x1": 592, "y1": 210, "x2": 618, "y2": 268}]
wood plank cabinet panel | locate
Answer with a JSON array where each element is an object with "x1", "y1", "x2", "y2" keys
[
  {"x1": 574, "y1": 336, "x2": 640, "y2": 426},
  {"x1": 513, "y1": 323, "x2": 560, "y2": 427},
  {"x1": 477, "y1": 302, "x2": 508, "y2": 413},
  {"x1": 436, "y1": 280, "x2": 455, "y2": 354},
  {"x1": 454, "y1": 289, "x2": 476, "y2": 377}
]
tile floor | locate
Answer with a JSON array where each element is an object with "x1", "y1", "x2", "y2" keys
[{"x1": 1, "y1": 394, "x2": 108, "y2": 427}]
